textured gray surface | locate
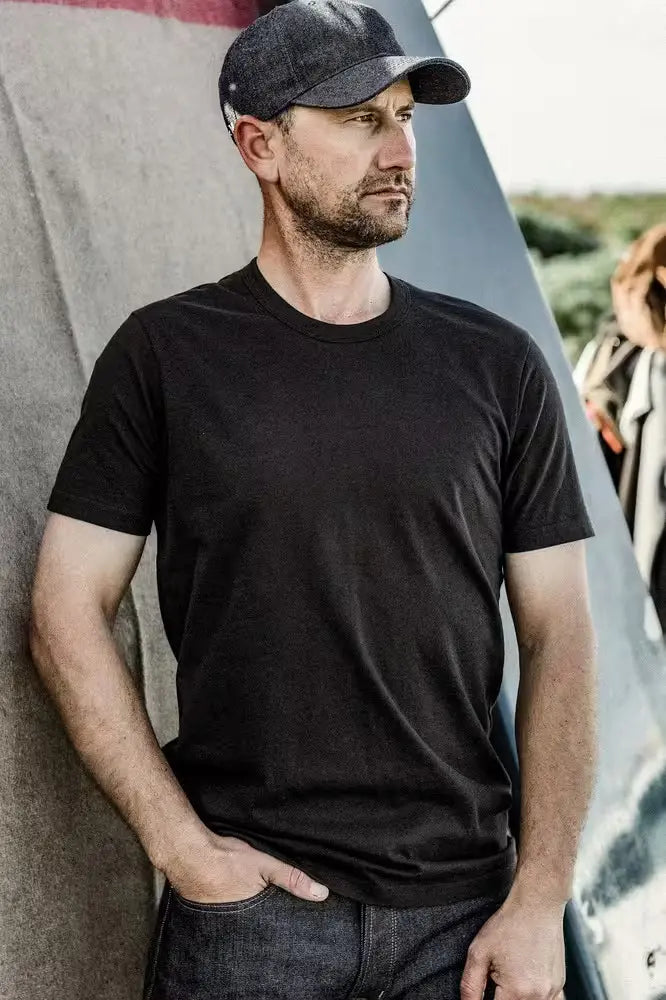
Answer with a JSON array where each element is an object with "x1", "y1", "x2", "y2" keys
[{"x1": 1, "y1": 3, "x2": 259, "y2": 996}]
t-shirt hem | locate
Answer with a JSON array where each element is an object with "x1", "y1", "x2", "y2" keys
[
  {"x1": 202, "y1": 820, "x2": 518, "y2": 909},
  {"x1": 305, "y1": 847, "x2": 518, "y2": 909},
  {"x1": 504, "y1": 515, "x2": 595, "y2": 553},
  {"x1": 46, "y1": 488, "x2": 152, "y2": 535}
]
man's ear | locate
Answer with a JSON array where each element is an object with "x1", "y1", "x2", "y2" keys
[{"x1": 234, "y1": 116, "x2": 280, "y2": 184}]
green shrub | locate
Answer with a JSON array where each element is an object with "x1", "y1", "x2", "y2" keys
[
  {"x1": 509, "y1": 192, "x2": 666, "y2": 246},
  {"x1": 508, "y1": 193, "x2": 666, "y2": 365},
  {"x1": 514, "y1": 205, "x2": 600, "y2": 258},
  {"x1": 529, "y1": 244, "x2": 624, "y2": 362}
]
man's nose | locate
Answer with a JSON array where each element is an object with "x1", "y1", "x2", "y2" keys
[{"x1": 376, "y1": 124, "x2": 415, "y2": 174}]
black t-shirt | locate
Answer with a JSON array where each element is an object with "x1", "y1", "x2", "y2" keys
[{"x1": 46, "y1": 257, "x2": 595, "y2": 907}]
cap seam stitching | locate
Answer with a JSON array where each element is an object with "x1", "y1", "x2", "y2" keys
[{"x1": 272, "y1": 16, "x2": 300, "y2": 95}]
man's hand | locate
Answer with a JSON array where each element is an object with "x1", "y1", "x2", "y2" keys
[
  {"x1": 459, "y1": 887, "x2": 566, "y2": 1000},
  {"x1": 163, "y1": 829, "x2": 330, "y2": 904}
]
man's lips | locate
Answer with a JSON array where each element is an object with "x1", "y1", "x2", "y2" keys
[{"x1": 365, "y1": 188, "x2": 410, "y2": 197}]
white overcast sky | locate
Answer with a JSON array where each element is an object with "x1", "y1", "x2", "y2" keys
[{"x1": 420, "y1": 0, "x2": 666, "y2": 194}]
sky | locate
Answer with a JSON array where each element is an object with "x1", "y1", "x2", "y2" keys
[{"x1": 421, "y1": 0, "x2": 666, "y2": 195}]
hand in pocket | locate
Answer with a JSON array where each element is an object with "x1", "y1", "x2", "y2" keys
[{"x1": 164, "y1": 830, "x2": 330, "y2": 904}]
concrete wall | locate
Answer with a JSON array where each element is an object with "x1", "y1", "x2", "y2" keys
[{"x1": 1, "y1": 1, "x2": 263, "y2": 996}]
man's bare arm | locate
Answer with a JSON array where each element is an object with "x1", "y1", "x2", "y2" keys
[
  {"x1": 28, "y1": 512, "x2": 330, "y2": 903},
  {"x1": 503, "y1": 538, "x2": 599, "y2": 906},
  {"x1": 28, "y1": 512, "x2": 210, "y2": 873}
]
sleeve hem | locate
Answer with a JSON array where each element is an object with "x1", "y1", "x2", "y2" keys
[
  {"x1": 504, "y1": 515, "x2": 595, "y2": 553},
  {"x1": 47, "y1": 488, "x2": 153, "y2": 536}
]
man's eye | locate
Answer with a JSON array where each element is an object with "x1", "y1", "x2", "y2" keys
[{"x1": 352, "y1": 112, "x2": 413, "y2": 123}]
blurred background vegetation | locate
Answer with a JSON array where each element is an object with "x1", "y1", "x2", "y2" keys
[{"x1": 506, "y1": 192, "x2": 666, "y2": 366}]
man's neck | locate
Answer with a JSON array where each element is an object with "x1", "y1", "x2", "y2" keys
[{"x1": 255, "y1": 239, "x2": 391, "y2": 325}]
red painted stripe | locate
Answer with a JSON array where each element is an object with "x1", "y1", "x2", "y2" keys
[{"x1": 5, "y1": 0, "x2": 260, "y2": 27}]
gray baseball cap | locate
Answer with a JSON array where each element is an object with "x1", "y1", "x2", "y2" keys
[{"x1": 219, "y1": 0, "x2": 471, "y2": 145}]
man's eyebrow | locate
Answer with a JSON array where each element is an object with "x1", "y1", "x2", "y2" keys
[{"x1": 334, "y1": 99, "x2": 416, "y2": 115}]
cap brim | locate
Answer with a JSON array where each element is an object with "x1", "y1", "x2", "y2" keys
[{"x1": 291, "y1": 54, "x2": 470, "y2": 109}]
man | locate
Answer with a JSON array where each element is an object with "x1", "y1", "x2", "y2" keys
[{"x1": 29, "y1": 2, "x2": 598, "y2": 998}]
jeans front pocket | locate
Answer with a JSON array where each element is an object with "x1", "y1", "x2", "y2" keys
[
  {"x1": 144, "y1": 880, "x2": 286, "y2": 1000},
  {"x1": 145, "y1": 882, "x2": 361, "y2": 1000},
  {"x1": 170, "y1": 880, "x2": 279, "y2": 913}
]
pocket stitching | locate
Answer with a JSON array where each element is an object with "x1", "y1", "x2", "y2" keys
[
  {"x1": 145, "y1": 886, "x2": 173, "y2": 1000},
  {"x1": 171, "y1": 881, "x2": 279, "y2": 913}
]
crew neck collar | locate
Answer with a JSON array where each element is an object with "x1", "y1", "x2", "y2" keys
[{"x1": 238, "y1": 256, "x2": 410, "y2": 343}]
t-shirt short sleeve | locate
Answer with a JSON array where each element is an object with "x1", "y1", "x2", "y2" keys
[
  {"x1": 502, "y1": 335, "x2": 595, "y2": 553},
  {"x1": 46, "y1": 312, "x2": 164, "y2": 536}
]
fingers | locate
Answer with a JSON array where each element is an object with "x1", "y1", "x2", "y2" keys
[
  {"x1": 205, "y1": 835, "x2": 330, "y2": 904},
  {"x1": 459, "y1": 948, "x2": 490, "y2": 1000},
  {"x1": 267, "y1": 861, "x2": 329, "y2": 901}
]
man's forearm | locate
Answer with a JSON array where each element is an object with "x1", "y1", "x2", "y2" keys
[
  {"x1": 510, "y1": 622, "x2": 599, "y2": 905},
  {"x1": 28, "y1": 601, "x2": 208, "y2": 873}
]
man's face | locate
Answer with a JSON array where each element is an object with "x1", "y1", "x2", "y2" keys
[{"x1": 268, "y1": 78, "x2": 416, "y2": 250}]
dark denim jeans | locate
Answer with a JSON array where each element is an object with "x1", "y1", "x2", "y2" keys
[{"x1": 143, "y1": 877, "x2": 508, "y2": 1000}]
